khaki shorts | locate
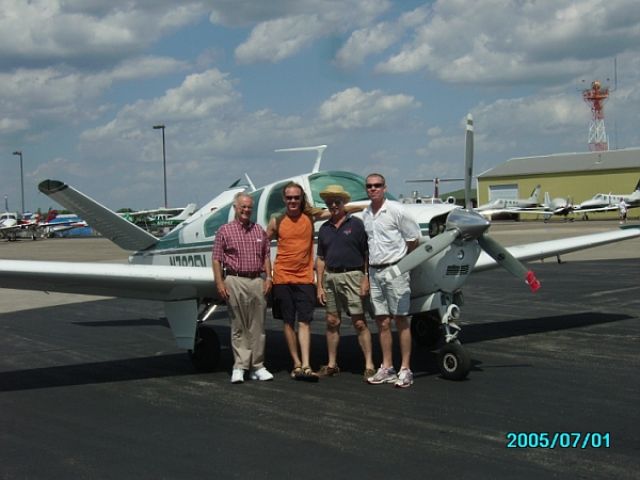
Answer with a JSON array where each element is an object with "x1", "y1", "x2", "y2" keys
[
  {"x1": 323, "y1": 270, "x2": 366, "y2": 317},
  {"x1": 369, "y1": 266, "x2": 411, "y2": 316}
]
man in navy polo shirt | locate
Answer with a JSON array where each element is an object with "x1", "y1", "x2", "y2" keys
[{"x1": 316, "y1": 185, "x2": 375, "y2": 380}]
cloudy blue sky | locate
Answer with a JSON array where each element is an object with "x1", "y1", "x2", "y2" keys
[{"x1": 2, "y1": 0, "x2": 639, "y2": 212}]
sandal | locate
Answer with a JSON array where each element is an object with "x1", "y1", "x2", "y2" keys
[
  {"x1": 318, "y1": 365, "x2": 340, "y2": 377},
  {"x1": 290, "y1": 365, "x2": 303, "y2": 379},
  {"x1": 295, "y1": 366, "x2": 319, "y2": 382}
]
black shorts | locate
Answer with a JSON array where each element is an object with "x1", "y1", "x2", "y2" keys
[{"x1": 272, "y1": 284, "x2": 315, "y2": 325}]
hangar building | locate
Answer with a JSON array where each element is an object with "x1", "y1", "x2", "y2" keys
[{"x1": 477, "y1": 148, "x2": 640, "y2": 219}]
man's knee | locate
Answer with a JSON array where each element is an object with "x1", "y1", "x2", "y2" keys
[
  {"x1": 326, "y1": 313, "x2": 341, "y2": 331},
  {"x1": 351, "y1": 315, "x2": 368, "y2": 332}
]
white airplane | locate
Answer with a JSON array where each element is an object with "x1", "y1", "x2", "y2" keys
[
  {"x1": 0, "y1": 209, "x2": 79, "y2": 241},
  {"x1": 514, "y1": 192, "x2": 576, "y2": 221},
  {"x1": 40, "y1": 213, "x2": 89, "y2": 237},
  {"x1": 476, "y1": 184, "x2": 542, "y2": 218},
  {"x1": 0, "y1": 116, "x2": 638, "y2": 381},
  {"x1": 576, "y1": 179, "x2": 640, "y2": 213}
]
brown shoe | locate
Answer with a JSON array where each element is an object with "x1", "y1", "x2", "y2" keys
[
  {"x1": 295, "y1": 366, "x2": 319, "y2": 382},
  {"x1": 317, "y1": 365, "x2": 340, "y2": 377},
  {"x1": 363, "y1": 368, "x2": 376, "y2": 382}
]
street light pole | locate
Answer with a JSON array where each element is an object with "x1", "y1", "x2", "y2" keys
[
  {"x1": 153, "y1": 125, "x2": 167, "y2": 208},
  {"x1": 12, "y1": 151, "x2": 24, "y2": 214}
]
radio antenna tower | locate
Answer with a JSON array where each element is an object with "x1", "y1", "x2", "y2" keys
[{"x1": 582, "y1": 80, "x2": 609, "y2": 151}]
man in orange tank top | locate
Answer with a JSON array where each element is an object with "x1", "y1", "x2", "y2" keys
[{"x1": 267, "y1": 182, "x2": 318, "y2": 381}]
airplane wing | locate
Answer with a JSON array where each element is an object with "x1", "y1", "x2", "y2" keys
[
  {"x1": 0, "y1": 260, "x2": 214, "y2": 301},
  {"x1": 39, "y1": 180, "x2": 158, "y2": 251},
  {"x1": 474, "y1": 226, "x2": 640, "y2": 272},
  {"x1": 0, "y1": 227, "x2": 637, "y2": 300}
]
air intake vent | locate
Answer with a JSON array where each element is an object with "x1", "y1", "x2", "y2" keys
[{"x1": 446, "y1": 265, "x2": 470, "y2": 276}]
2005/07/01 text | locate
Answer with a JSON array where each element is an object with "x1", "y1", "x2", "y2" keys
[{"x1": 506, "y1": 432, "x2": 611, "y2": 449}]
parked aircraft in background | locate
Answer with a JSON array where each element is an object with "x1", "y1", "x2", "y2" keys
[
  {"x1": 405, "y1": 177, "x2": 464, "y2": 200},
  {"x1": 40, "y1": 214, "x2": 89, "y2": 237},
  {"x1": 576, "y1": 179, "x2": 640, "y2": 215},
  {"x1": 476, "y1": 185, "x2": 542, "y2": 218},
  {"x1": 0, "y1": 209, "x2": 79, "y2": 241},
  {"x1": 514, "y1": 192, "x2": 575, "y2": 222},
  {"x1": 1, "y1": 116, "x2": 638, "y2": 382}
]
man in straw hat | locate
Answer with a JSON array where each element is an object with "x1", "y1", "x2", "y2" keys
[{"x1": 316, "y1": 184, "x2": 375, "y2": 380}]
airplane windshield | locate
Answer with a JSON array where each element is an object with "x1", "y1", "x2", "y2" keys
[
  {"x1": 309, "y1": 171, "x2": 391, "y2": 204},
  {"x1": 203, "y1": 204, "x2": 233, "y2": 238}
]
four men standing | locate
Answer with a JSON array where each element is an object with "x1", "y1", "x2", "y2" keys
[{"x1": 212, "y1": 174, "x2": 421, "y2": 388}]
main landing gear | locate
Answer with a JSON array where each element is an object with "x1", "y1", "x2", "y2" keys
[
  {"x1": 411, "y1": 303, "x2": 471, "y2": 381},
  {"x1": 188, "y1": 303, "x2": 221, "y2": 372}
]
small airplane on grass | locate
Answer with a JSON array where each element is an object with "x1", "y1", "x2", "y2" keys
[{"x1": 0, "y1": 115, "x2": 638, "y2": 381}]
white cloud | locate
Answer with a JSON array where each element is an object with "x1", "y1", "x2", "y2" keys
[
  {"x1": 231, "y1": 0, "x2": 391, "y2": 63},
  {"x1": 375, "y1": 0, "x2": 640, "y2": 86},
  {"x1": 0, "y1": 0, "x2": 205, "y2": 68},
  {"x1": 318, "y1": 87, "x2": 419, "y2": 129}
]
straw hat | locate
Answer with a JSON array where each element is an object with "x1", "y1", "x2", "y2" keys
[{"x1": 319, "y1": 184, "x2": 351, "y2": 203}]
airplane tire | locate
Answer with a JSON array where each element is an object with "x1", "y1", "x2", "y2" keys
[
  {"x1": 437, "y1": 342, "x2": 471, "y2": 381},
  {"x1": 189, "y1": 324, "x2": 220, "y2": 372},
  {"x1": 411, "y1": 312, "x2": 442, "y2": 350}
]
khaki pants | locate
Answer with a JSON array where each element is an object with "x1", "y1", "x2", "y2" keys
[{"x1": 225, "y1": 276, "x2": 267, "y2": 370}]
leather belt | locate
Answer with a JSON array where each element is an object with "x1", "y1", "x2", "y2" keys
[
  {"x1": 369, "y1": 259, "x2": 401, "y2": 270},
  {"x1": 326, "y1": 266, "x2": 364, "y2": 273},
  {"x1": 225, "y1": 270, "x2": 262, "y2": 279}
]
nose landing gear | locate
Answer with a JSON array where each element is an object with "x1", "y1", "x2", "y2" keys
[{"x1": 411, "y1": 302, "x2": 471, "y2": 380}]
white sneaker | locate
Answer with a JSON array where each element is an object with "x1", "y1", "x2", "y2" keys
[
  {"x1": 394, "y1": 368, "x2": 414, "y2": 388},
  {"x1": 250, "y1": 367, "x2": 274, "y2": 381},
  {"x1": 231, "y1": 368, "x2": 245, "y2": 384}
]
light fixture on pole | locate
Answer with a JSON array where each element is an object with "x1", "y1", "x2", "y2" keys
[
  {"x1": 12, "y1": 151, "x2": 24, "y2": 214},
  {"x1": 152, "y1": 124, "x2": 167, "y2": 208}
]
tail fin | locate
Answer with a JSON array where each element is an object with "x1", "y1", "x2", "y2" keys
[
  {"x1": 38, "y1": 180, "x2": 157, "y2": 251},
  {"x1": 170, "y1": 203, "x2": 197, "y2": 221},
  {"x1": 45, "y1": 208, "x2": 58, "y2": 223},
  {"x1": 529, "y1": 185, "x2": 541, "y2": 202},
  {"x1": 634, "y1": 178, "x2": 640, "y2": 192}
]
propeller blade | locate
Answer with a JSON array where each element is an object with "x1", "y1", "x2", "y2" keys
[
  {"x1": 384, "y1": 230, "x2": 460, "y2": 281},
  {"x1": 478, "y1": 234, "x2": 541, "y2": 292}
]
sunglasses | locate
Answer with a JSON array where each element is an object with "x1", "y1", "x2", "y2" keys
[
  {"x1": 366, "y1": 183, "x2": 384, "y2": 189},
  {"x1": 285, "y1": 195, "x2": 301, "y2": 201},
  {"x1": 325, "y1": 198, "x2": 343, "y2": 206}
]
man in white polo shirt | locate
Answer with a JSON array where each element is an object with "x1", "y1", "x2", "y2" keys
[{"x1": 362, "y1": 173, "x2": 420, "y2": 388}]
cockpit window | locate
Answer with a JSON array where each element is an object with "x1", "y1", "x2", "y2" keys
[
  {"x1": 248, "y1": 189, "x2": 263, "y2": 224},
  {"x1": 308, "y1": 171, "x2": 395, "y2": 206},
  {"x1": 264, "y1": 181, "x2": 290, "y2": 221},
  {"x1": 204, "y1": 203, "x2": 233, "y2": 238}
]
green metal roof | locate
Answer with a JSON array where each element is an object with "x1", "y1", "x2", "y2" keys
[{"x1": 479, "y1": 148, "x2": 640, "y2": 178}]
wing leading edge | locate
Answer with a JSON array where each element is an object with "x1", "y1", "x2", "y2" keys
[
  {"x1": 0, "y1": 260, "x2": 213, "y2": 301},
  {"x1": 473, "y1": 226, "x2": 640, "y2": 272}
]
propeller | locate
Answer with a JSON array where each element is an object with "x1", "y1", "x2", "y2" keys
[{"x1": 384, "y1": 209, "x2": 541, "y2": 293}]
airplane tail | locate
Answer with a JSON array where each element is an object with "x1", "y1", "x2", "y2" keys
[
  {"x1": 544, "y1": 192, "x2": 551, "y2": 207},
  {"x1": 45, "y1": 208, "x2": 58, "y2": 223},
  {"x1": 38, "y1": 180, "x2": 158, "y2": 251},
  {"x1": 529, "y1": 185, "x2": 541, "y2": 203},
  {"x1": 170, "y1": 203, "x2": 197, "y2": 221},
  {"x1": 634, "y1": 178, "x2": 640, "y2": 192}
]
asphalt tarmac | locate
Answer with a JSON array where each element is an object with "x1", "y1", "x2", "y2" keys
[{"x1": 0, "y1": 221, "x2": 638, "y2": 479}]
